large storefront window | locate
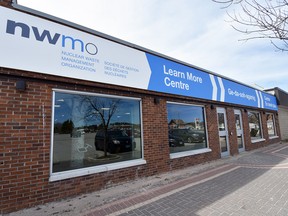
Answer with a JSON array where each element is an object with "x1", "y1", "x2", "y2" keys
[
  {"x1": 248, "y1": 111, "x2": 263, "y2": 141},
  {"x1": 52, "y1": 90, "x2": 142, "y2": 174},
  {"x1": 266, "y1": 113, "x2": 277, "y2": 137},
  {"x1": 167, "y1": 102, "x2": 207, "y2": 154}
]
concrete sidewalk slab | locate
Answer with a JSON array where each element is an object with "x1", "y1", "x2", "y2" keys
[{"x1": 4, "y1": 142, "x2": 288, "y2": 216}]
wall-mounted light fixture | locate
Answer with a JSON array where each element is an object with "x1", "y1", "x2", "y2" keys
[
  {"x1": 244, "y1": 109, "x2": 247, "y2": 113},
  {"x1": 210, "y1": 104, "x2": 214, "y2": 109},
  {"x1": 16, "y1": 80, "x2": 26, "y2": 91}
]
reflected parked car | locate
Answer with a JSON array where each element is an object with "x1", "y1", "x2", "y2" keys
[
  {"x1": 95, "y1": 129, "x2": 135, "y2": 153},
  {"x1": 169, "y1": 128, "x2": 205, "y2": 143},
  {"x1": 169, "y1": 134, "x2": 184, "y2": 147}
]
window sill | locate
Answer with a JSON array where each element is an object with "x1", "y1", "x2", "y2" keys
[
  {"x1": 170, "y1": 148, "x2": 212, "y2": 159},
  {"x1": 49, "y1": 159, "x2": 147, "y2": 182},
  {"x1": 251, "y1": 138, "x2": 266, "y2": 143},
  {"x1": 269, "y1": 136, "x2": 279, "y2": 139}
]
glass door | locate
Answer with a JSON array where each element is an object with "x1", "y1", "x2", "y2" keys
[
  {"x1": 217, "y1": 107, "x2": 229, "y2": 157},
  {"x1": 234, "y1": 109, "x2": 245, "y2": 152}
]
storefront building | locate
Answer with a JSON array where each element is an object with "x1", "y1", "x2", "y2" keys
[
  {"x1": 266, "y1": 87, "x2": 288, "y2": 141},
  {"x1": 0, "y1": 1, "x2": 281, "y2": 213}
]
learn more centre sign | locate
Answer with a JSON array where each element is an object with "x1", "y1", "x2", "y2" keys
[{"x1": 0, "y1": 6, "x2": 277, "y2": 111}]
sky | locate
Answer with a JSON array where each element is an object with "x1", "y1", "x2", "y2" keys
[{"x1": 17, "y1": 0, "x2": 288, "y2": 93}]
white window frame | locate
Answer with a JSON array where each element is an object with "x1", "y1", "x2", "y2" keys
[
  {"x1": 50, "y1": 89, "x2": 146, "y2": 182},
  {"x1": 266, "y1": 113, "x2": 278, "y2": 139},
  {"x1": 167, "y1": 102, "x2": 211, "y2": 159},
  {"x1": 248, "y1": 111, "x2": 265, "y2": 143}
]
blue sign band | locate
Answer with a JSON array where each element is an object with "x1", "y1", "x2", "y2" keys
[{"x1": 146, "y1": 53, "x2": 277, "y2": 111}]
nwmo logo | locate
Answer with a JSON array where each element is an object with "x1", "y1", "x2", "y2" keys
[{"x1": 6, "y1": 20, "x2": 98, "y2": 55}]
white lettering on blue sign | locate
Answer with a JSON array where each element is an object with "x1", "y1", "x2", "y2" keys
[
  {"x1": 228, "y1": 88, "x2": 256, "y2": 101},
  {"x1": 264, "y1": 95, "x2": 277, "y2": 109},
  {"x1": 163, "y1": 65, "x2": 185, "y2": 79},
  {"x1": 186, "y1": 72, "x2": 203, "y2": 83},
  {"x1": 163, "y1": 65, "x2": 203, "y2": 91}
]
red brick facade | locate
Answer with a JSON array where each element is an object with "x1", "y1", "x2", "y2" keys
[
  {"x1": 0, "y1": 67, "x2": 281, "y2": 213},
  {"x1": 0, "y1": 0, "x2": 12, "y2": 7},
  {"x1": 0, "y1": 2, "x2": 281, "y2": 213}
]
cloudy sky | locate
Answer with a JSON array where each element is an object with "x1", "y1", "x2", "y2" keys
[{"x1": 17, "y1": 0, "x2": 288, "y2": 92}]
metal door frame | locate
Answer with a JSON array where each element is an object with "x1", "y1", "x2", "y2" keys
[
  {"x1": 234, "y1": 109, "x2": 245, "y2": 152},
  {"x1": 217, "y1": 107, "x2": 230, "y2": 157}
]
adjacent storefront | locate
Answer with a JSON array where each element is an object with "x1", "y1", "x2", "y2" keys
[
  {"x1": 266, "y1": 87, "x2": 288, "y2": 141},
  {"x1": 0, "y1": 2, "x2": 280, "y2": 213}
]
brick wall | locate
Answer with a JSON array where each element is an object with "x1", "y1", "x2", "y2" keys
[
  {"x1": 142, "y1": 97, "x2": 171, "y2": 175},
  {"x1": 0, "y1": 0, "x2": 12, "y2": 7},
  {"x1": 0, "y1": 68, "x2": 281, "y2": 213},
  {"x1": 1, "y1": 76, "x2": 51, "y2": 212},
  {"x1": 205, "y1": 105, "x2": 220, "y2": 157},
  {"x1": 226, "y1": 108, "x2": 237, "y2": 156}
]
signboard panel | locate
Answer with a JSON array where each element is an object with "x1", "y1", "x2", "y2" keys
[
  {"x1": 146, "y1": 53, "x2": 213, "y2": 101},
  {"x1": 0, "y1": 6, "x2": 277, "y2": 110}
]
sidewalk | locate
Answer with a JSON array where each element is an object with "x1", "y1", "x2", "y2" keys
[{"x1": 5, "y1": 142, "x2": 288, "y2": 216}]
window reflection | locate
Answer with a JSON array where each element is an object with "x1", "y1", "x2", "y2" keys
[
  {"x1": 52, "y1": 91, "x2": 142, "y2": 173},
  {"x1": 248, "y1": 111, "x2": 263, "y2": 140},
  {"x1": 266, "y1": 113, "x2": 276, "y2": 137},
  {"x1": 235, "y1": 114, "x2": 241, "y2": 130},
  {"x1": 218, "y1": 113, "x2": 226, "y2": 131},
  {"x1": 220, "y1": 136, "x2": 228, "y2": 152},
  {"x1": 167, "y1": 103, "x2": 207, "y2": 153},
  {"x1": 237, "y1": 136, "x2": 243, "y2": 149}
]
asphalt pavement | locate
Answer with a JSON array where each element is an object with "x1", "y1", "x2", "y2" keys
[{"x1": 5, "y1": 142, "x2": 288, "y2": 216}]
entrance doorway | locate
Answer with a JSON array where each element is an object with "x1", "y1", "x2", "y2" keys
[
  {"x1": 234, "y1": 109, "x2": 245, "y2": 152},
  {"x1": 217, "y1": 108, "x2": 229, "y2": 157}
]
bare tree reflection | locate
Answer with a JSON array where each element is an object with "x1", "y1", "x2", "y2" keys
[{"x1": 82, "y1": 96, "x2": 120, "y2": 157}]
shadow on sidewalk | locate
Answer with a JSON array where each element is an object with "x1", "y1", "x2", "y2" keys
[
  {"x1": 6, "y1": 143, "x2": 288, "y2": 216},
  {"x1": 91, "y1": 143, "x2": 288, "y2": 216}
]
